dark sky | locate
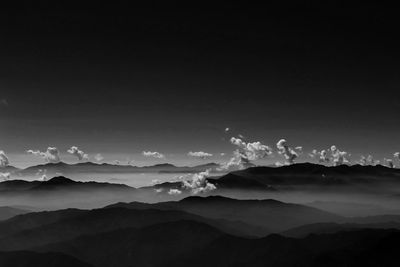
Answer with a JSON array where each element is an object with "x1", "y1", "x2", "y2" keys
[{"x1": 1, "y1": 2, "x2": 399, "y2": 166}]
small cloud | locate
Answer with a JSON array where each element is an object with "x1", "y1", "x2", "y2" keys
[
  {"x1": 225, "y1": 127, "x2": 230, "y2": 132},
  {"x1": 188, "y1": 151, "x2": 213, "y2": 159},
  {"x1": 155, "y1": 188, "x2": 164, "y2": 193},
  {"x1": 94, "y1": 153, "x2": 104, "y2": 162},
  {"x1": 27, "y1": 147, "x2": 60, "y2": 163},
  {"x1": 67, "y1": 146, "x2": 89, "y2": 161},
  {"x1": 168, "y1": 189, "x2": 182, "y2": 195},
  {"x1": 0, "y1": 150, "x2": 10, "y2": 167},
  {"x1": 142, "y1": 151, "x2": 165, "y2": 159},
  {"x1": 330, "y1": 145, "x2": 350, "y2": 166},
  {"x1": 394, "y1": 152, "x2": 400, "y2": 161},
  {"x1": 276, "y1": 139, "x2": 301, "y2": 165},
  {"x1": 309, "y1": 149, "x2": 330, "y2": 163},
  {"x1": 220, "y1": 153, "x2": 225, "y2": 156}
]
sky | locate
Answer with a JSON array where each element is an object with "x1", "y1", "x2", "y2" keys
[{"x1": 0, "y1": 2, "x2": 399, "y2": 168}]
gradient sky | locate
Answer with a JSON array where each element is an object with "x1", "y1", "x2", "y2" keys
[{"x1": 1, "y1": 2, "x2": 399, "y2": 167}]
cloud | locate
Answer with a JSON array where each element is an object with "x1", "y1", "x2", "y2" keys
[
  {"x1": 188, "y1": 151, "x2": 213, "y2": 159},
  {"x1": 168, "y1": 189, "x2": 182, "y2": 195},
  {"x1": 276, "y1": 139, "x2": 301, "y2": 165},
  {"x1": 309, "y1": 149, "x2": 330, "y2": 163},
  {"x1": 0, "y1": 172, "x2": 10, "y2": 180},
  {"x1": 219, "y1": 137, "x2": 272, "y2": 171},
  {"x1": 182, "y1": 169, "x2": 216, "y2": 194},
  {"x1": 225, "y1": 127, "x2": 230, "y2": 132},
  {"x1": 94, "y1": 153, "x2": 104, "y2": 162},
  {"x1": 142, "y1": 151, "x2": 165, "y2": 159},
  {"x1": 67, "y1": 146, "x2": 89, "y2": 161},
  {"x1": 359, "y1": 155, "x2": 378, "y2": 166},
  {"x1": 27, "y1": 147, "x2": 60, "y2": 163},
  {"x1": 394, "y1": 152, "x2": 400, "y2": 161},
  {"x1": 0, "y1": 150, "x2": 10, "y2": 167},
  {"x1": 330, "y1": 145, "x2": 350, "y2": 166},
  {"x1": 155, "y1": 188, "x2": 164, "y2": 193}
]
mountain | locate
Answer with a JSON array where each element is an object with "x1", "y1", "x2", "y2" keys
[
  {"x1": 212, "y1": 163, "x2": 400, "y2": 192},
  {"x1": 0, "y1": 205, "x2": 264, "y2": 250},
  {"x1": 0, "y1": 206, "x2": 30, "y2": 221},
  {"x1": 0, "y1": 176, "x2": 138, "y2": 210},
  {"x1": 0, "y1": 165, "x2": 20, "y2": 173},
  {"x1": 0, "y1": 176, "x2": 133, "y2": 193},
  {"x1": 14, "y1": 222, "x2": 400, "y2": 267},
  {"x1": 282, "y1": 221, "x2": 400, "y2": 238},
  {"x1": 107, "y1": 195, "x2": 342, "y2": 233},
  {"x1": 17, "y1": 161, "x2": 223, "y2": 177},
  {"x1": 0, "y1": 251, "x2": 94, "y2": 267}
]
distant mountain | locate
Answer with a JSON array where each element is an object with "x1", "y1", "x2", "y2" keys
[
  {"x1": 212, "y1": 163, "x2": 400, "y2": 191},
  {"x1": 17, "y1": 161, "x2": 222, "y2": 177},
  {"x1": 307, "y1": 201, "x2": 400, "y2": 217},
  {"x1": 0, "y1": 176, "x2": 134, "y2": 193},
  {"x1": 0, "y1": 165, "x2": 20, "y2": 173},
  {"x1": 107, "y1": 195, "x2": 342, "y2": 233},
  {"x1": 0, "y1": 177, "x2": 138, "y2": 210},
  {"x1": 0, "y1": 206, "x2": 30, "y2": 221},
  {"x1": 282, "y1": 221, "x2": 400, "y2": 238}
]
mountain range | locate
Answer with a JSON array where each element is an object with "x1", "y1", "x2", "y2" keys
[{"x1": 0, "y1": 195, "x2": 400, "y2": 266}]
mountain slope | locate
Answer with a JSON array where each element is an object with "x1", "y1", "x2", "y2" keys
[{"x1": 107, "y1": 195, "x2": 342, "y2": 233}]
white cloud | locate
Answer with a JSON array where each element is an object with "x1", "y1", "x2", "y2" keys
[
  {"x1": 225, "y1": 127, "x2": 230, "y2": 132},
  {"x1": 94, "y1": 153, "x2": 104, "y2": 162},
  {"x1": 276, "y1": 139, "x2": 301, "y2": 165},
  {"x1": 394, "y1": 152, "x2": 400, "y2": 161},
  {"x1": 168, "y1": 189, "x2": 182, "y2": 195},
  {"x1": 220, "y1": 153, "x2": 226, "y2": 156},
  {"x1": 142, "y1": 151, "x2": 165, "y2": 159},
  {"x1": 219, "y1": 137, "x2": 272, "y2": 171},
  {"x1": 182, "y1": 169, "x2": 216, "y2": 194},
  {"x1": 0, "y1": 172, "x2": 10, "y2": 180},
  {"x1": 309, "y1": 149, "x2": 330, "y2": 163},
  {"x1": 67, "y1": 146, "x2": 89, "y2": 161},
  {"x1": 359, "y1": 155, "x2": 378, "y2": 166},
  {"x1": 27, "y1": 147, "x2": 60, "y2": 163},
  {"x1": 0, "y1": 150, "x2": 10, "y2": 167},
  {"x1": 330, "y1": 145, "x2": 350, "y2": 166},
  {"x1": 188, "y1": 151, "x2": 213, "y2": 159},
  {"x1": 155, "y1": 188, "x2": 164, "y2": 193}
]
